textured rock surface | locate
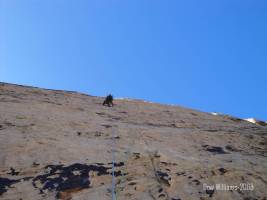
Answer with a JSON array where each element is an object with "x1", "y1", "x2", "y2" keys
[{"x1": 0, "y1": 82, "x2": 266, "y2": 200}]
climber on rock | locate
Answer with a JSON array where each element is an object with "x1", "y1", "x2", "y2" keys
[{"x1": 103, "y1": 94, "x2": 114, "y2": 107}]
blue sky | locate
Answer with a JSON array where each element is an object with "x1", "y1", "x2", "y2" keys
[{"x1": 1, "y1": 0, "x2": 266, "y2": 120}]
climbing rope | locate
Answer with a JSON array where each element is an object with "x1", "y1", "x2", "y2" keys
[{"x1": 111, "y1": 127, "x2": 117, "y2": 200}]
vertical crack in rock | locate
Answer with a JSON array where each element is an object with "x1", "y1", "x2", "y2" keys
[{"x1": 148, "y1": 153, "x2": 171, "y2": 200}]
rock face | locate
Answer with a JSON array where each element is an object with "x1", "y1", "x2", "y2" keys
[{"x1": 0, "y1": 82, "x2": 266, "y2": 200}]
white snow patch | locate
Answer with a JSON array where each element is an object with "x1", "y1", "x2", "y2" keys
[
  {"x1": 211, "y1": 112, "x2": 219, "y2": 116},
  {"x1": 141, "y1": 100, "x2": 155, "y2": 104},
  {"x1": 115, "y1": 97, "x2": 154, "y2": 104},
  {"x1": 244, "y1": 118, "x2": 257, "y2": 124},
  {"x1": 210, "y1": 112, "x2": 225, "y2": 116},
  {"x1": 244, "y1": 118, "x2": 267, "y2": 125},
  {"x1": 115, "y1": 97, "x2": 134, "y2": 101}
]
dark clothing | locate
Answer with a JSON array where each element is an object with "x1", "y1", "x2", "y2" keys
[{"x1": 103, "y1": 95, "x2": 114, "y2": 107}]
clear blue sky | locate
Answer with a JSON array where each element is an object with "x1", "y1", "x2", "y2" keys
[{"x1": 1, "y1": 0, "x2": 266, "y2": 120}]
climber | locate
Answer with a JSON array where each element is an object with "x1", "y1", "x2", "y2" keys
[{"x1": 103, "y1": 94, "x2": 114, "y2": 107}]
